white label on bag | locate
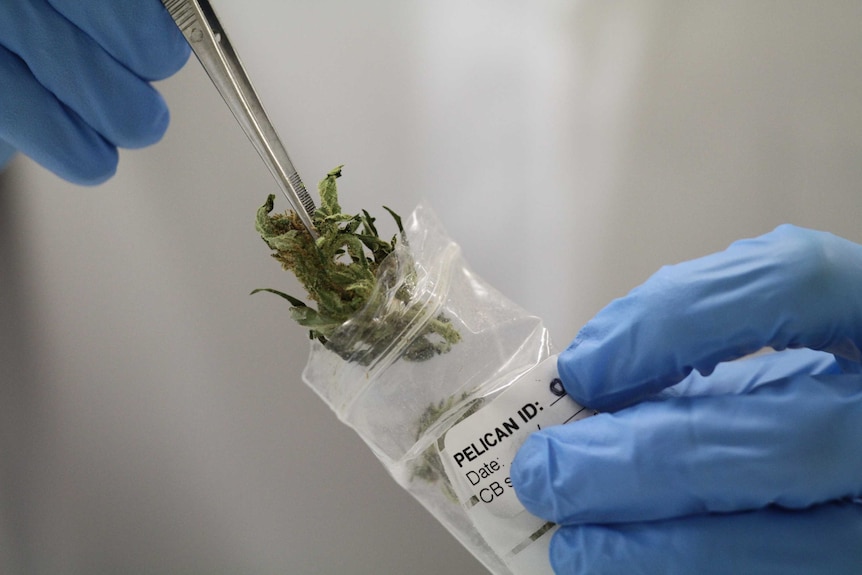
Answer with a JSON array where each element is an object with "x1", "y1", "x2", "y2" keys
[{"x1": 440, "y1": 355, "x2": 595, "y2": 574}]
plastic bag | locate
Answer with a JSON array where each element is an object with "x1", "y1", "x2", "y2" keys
[{"x1": 302, "y1": 203, "x2": 563, "y2": 574}]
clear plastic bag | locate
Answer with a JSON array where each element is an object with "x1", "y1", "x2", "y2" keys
[{"x1": 302, "y1": 203, "x2": 554, "y2": 574}]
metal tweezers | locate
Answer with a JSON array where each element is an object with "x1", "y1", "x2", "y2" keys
[{"x1": 161, "y1": 0, "x2": 318, "y2": 238}]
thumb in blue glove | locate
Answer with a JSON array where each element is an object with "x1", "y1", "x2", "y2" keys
[
  {"x1": 511, "y1": 224, "x2": 862, "y2": 574},
  {"x1": 0, "y1": 0, "x2": 190, "y2": 184}
]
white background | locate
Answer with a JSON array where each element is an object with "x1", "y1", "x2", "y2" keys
[{"x1": 2, "y1": 1, "x2": 861, "y2": 573}]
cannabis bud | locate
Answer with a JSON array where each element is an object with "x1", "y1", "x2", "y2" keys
[{"x1": 255, "y1": 166, "x2": 460, "y2": 365}]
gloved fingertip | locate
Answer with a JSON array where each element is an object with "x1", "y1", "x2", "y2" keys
[
  {"x1": 558, "y1": 339, "x2": 626, "y2": 411},
  {"x1": 58, "y1": 146, "x2": 119, "y2": 186},
  {"x1": 138, "y1": 100, "x2": 171, "y2": 149},
  {"x1": 77, "y1": 162, "x2": 117, "y2": 186},
  {"x1": 114, "y1": 94, "x2": 171, "y2": 150},
  {"x1": 158, "y1": 39, "x2": 192, "y2": 81},
  {"x1": 139, "y1": 35, "x2": 192, "y2": 82},
  {"x1": 511, "y1": 433, "x2": 557, "y2": 521},
  {"x1": 557, "y1": 341, "x2": 590, "y2": 404},
  {"x1": 147, "y1": 2, "x2": 194, "y2": 81},
  {"x1": 0, "y1": 140, "x2": 16, "y2": 171}
]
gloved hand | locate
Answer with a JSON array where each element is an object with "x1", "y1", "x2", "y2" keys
[
  {"x1": 0, "y1": 0, "x2": 190, "y2": 184},
  {"x1": 0, "y1": 139, "x2": 13, "y2": 172},
  {"x1": 511, "y1": 224, "x2": 862, "y2": 574}
]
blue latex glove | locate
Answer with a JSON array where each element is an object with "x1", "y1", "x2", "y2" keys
[
  {"x1": 511, "y1": 224, "x2": 862, "y2": 574},
  {"x1": 0, "y1": 139, "x2": 14, "y2": 172},
  {"x1": 0, "y1": 0, "x2": 190, "y2": 184}
]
